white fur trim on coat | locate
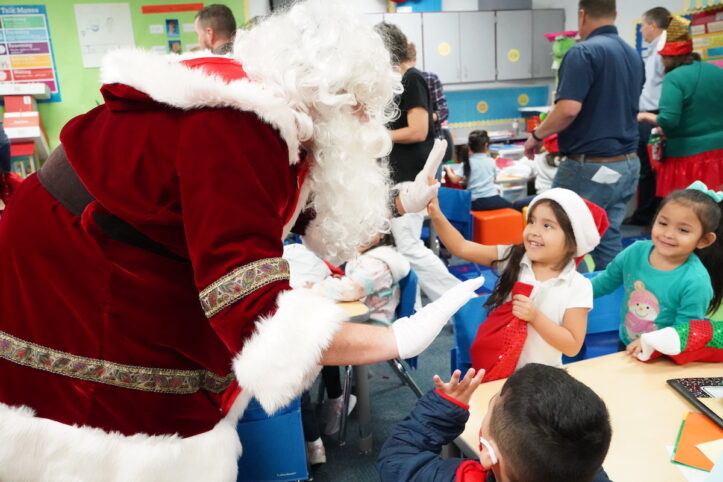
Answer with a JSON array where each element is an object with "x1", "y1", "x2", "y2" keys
[
  {"x1": 233, "y1": 288, "x2": 346, "y2": 414},
  {"x1": 100, "y1": 48, "x2": 301, "y2": 164},
  {"x1": 0, "y1": 399, "x2": 246, "y2": 482},
  {"x1": 637, "y1": 327, "x2": 682, "y2": 361}
]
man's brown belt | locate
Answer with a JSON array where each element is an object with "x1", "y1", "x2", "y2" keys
[{"x1": 565, "y1": 152, "x2": 637, "y2": 163}]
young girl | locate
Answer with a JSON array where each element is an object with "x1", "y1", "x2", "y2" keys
[
  {"x1": 592, "y1": 182, "x2": 722, "y2": 356},
  {"x1": 430, "y1": 187, "x2": 602, "y2": 369},
  {"x1": 310, "y1": 233, "x2": 410, "y2": 324},
  {"x1": 443, "y1": 130, "x2": 513, "y2": 212}
]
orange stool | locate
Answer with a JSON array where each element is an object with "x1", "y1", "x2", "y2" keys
[{"x1": 471, "y1": 208, "x2": 524, "y2": 245}]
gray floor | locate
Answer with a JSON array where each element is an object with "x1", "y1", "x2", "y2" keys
[{"x1": 306, "y1": 324, "x2": 455, "y2": 482}]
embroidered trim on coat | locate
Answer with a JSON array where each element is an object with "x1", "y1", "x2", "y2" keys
[
  {"x1": 0, "y1": 331, "x2": 234, "y2": 395},
  {"x1": 199, "y1": 258, "x2": 290, "y2": 318}
]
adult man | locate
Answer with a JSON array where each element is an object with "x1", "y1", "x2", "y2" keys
[
  {"x1": 625, "y1": 7, "x2": 670, "y2": 226},
  {"x1": 0, "y1": 2, "x2": 481, "y2": 480},
  {"x1": 194, "y1": 4, "x2": 236, "y2": 55},
  {"x1": 524, "y1": 0, "x2": 644, "y2": 269},
  {"x1": 376, "y1": 22, "x2": 460, "y2": 302}
]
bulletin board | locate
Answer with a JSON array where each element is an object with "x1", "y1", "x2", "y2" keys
[
  {"x1": 0, "y1": 5, "x2": 61, "y2": 102},
  {"x1": 689, "y1": 5, "x2": 723, "y2": 62}
]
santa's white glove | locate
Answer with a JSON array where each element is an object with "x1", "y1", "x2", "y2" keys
[
  {"x1": 392, "y1": 276, "x2": 484, "y2": 359},
  {"x1": 398, "y1": 139, "x2": 448, "y2": 214}
]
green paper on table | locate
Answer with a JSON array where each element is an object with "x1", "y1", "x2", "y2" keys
[{"x1": 673, "y1": 412, "x2": 723, "y2": 471}]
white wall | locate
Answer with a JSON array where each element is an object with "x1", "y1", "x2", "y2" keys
[
  {"x1": 532, "y1": 0, "x2": 687, "y2": 46},
  {"x1": 246, "y1": 0, "x2": 387, "y2": 16}
]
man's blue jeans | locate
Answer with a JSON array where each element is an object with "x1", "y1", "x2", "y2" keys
[{"x1": 552, "y1": 156, "x2": 640, "y2": 269}]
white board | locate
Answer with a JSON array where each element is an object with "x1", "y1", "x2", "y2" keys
[{"x1": 74, "y1": 3, "x2": 135, "y2": 68}]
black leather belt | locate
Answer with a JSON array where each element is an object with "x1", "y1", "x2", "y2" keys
[{"x1": 38, "y1": 146, "x2": 187, "y2": 262}]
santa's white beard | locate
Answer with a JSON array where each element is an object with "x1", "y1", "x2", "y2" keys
[{"x1": 303, "y1": 114, "x2": 392, "y2": 263}]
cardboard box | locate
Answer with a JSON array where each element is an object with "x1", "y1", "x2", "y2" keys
[
  {"x1": 3, "y1": 95, "x2": 38, "y2": 113},
  {"x1": 3, "y1": 112, "x2": 49, "y2": 160},
  {"x1": 9, "y1": 142, "x2": 38, "y2": 178}
]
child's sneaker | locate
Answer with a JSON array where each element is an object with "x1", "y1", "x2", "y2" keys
[
  {"x1": 324, "y1": 394, "x2": 357, "y2": 435},
  {"x1": 306, "y1": 437, "x2": 326, "y2": 465}
]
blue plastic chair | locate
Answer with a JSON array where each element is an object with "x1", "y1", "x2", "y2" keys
[
  {"x1": 237, "y1": 398, "x2": 308, "y2": 482},
  {"x1": 438, "y1": 187, "x2": 473, "y2": 241},
  {"x1": 387, "y1": 270, "x2": 423, "y2": 396},
  {"x1": 563, "y1": 272, "x2": 625, "y2": 363},
  {"x1": 450, "y1": 294, "x2": 490, "y2": 374}
]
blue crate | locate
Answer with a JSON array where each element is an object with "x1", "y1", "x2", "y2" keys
[{"x1": 237, "y1": 398, "x2": 308, "y2": 482}]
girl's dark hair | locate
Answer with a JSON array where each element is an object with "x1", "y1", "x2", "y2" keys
[
  {"x1": 463, "y1": 130, "x2": 490, "y2": 179},
  {"x1": 663, "y1": 52, "x2": 701, "y2": 73},
  {"x1": 485, "y1": 200, "x2": 577, "y2": 312},
  {"x1": 659, "y1": 189, "x2": 722, "y2": 313}
]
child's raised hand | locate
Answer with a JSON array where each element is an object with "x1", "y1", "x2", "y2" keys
[
  {"x1": 626, "y1": 339, "x2": 643, "y2": 358},
  {"x1": 512, "y1": 294, "x2": 539, "y2": 324},
  {"x1": 433, "y1": 368, "x2": 485, "y2": 406}
]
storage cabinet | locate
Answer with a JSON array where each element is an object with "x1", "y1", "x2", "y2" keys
[
  {"x1": 374, "y1": 8, "x2": 563, "y2": 83},
  {"x1": 532, "y1": 9, "x2": 565, "y2": 79},
  {"x1": 422, "y1": 11, "x2": 495, "y2": 83},
  {"x1": 496, "y1": 10, "x2": 532, "y2": 80}
]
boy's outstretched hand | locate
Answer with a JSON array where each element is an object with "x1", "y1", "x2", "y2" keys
[{"x1": 433, "y1": 368, "x2": 485, "y2": 406}]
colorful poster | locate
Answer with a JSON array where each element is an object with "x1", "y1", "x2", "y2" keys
[
  {"x1": 74, "y1": 3, "x2": 135, "y2": 69},
  {"x1": 0, "y1": 5, "x2": 60, "y2": 102}
]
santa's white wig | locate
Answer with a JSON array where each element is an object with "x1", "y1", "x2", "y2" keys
[{"x1": 234, "y1": 0, "x2": 402, "y2": 261}]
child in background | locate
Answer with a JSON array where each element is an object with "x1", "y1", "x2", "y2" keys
[
  {"x1": 310, "y1": 233, "x2": 410, "y2": 324},
  {"x1": 377, "y1": 364, "x2": 612, "y2": 482},
  {"x1": 430, "y1": 188, "x2": 602, "y2": 369},
  {"x1": 295, "y1": 233, "x2": 410, "y2": 464},
  {"x1": 513, "y1": 134, "x2": 561, "y2": 211},
  {"x1": 592, "y1": 182, "x2": 721, "y2": 357},
  {"x1": 443, "y1": 130, "x2": 513, "y2": 212}
]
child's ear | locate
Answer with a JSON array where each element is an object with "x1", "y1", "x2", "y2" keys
[{"x1": 697, "y1": 232, "x2": 717, "y2": 250}]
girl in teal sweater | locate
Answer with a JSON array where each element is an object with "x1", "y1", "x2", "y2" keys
[{"x1": 592, "y1": 183, "x2": 722, "y2": 356}]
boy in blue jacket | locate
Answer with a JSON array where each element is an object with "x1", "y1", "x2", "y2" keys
[{"x1": 377, "y1": 364, "x2": 613, "y2": 481}]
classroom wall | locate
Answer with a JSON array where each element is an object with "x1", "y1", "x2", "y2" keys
[
  {"x1": 532, "y1": 0, "x2": 687, "y2": 45},
  {"x1": 2, "y1": 0, "x2": 246, "y2": 149}
]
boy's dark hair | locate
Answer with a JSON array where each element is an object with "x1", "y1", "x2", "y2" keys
[
  {"x1": 643, "y1": 7, "x2": 671, "y2": 29},
  {"x1": 462, "y1": 130, "x2": 490, "y2": 179},
  {"x1": 657, "y1": 189, "x2": 722, "y2": 313},
  {"x1": 489, "y1": 364, "x2": 612, "y2": 482},
  {"x1": 196, "y1": 4, "x2": 237, "y2": 39},
  {"x1": 374, "y1": 22, "x2": 409, "y2": 66},
  {"x1": 485, "y1": 199, "x2": 576, "y2": 312},
  {"x1": 578, "y1": 0, "x2": 616, "y2": 19}
]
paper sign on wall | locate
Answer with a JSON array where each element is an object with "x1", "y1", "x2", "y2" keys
[
  {"x1": 0, "y1": 5, "x2": 61, "y2": 102},
  {"x1": 149, "y1": 24, "x2": 164, "y2": 34},
  {"x1": 74, "y1": 3, "x2": 135, "y2": 68}
]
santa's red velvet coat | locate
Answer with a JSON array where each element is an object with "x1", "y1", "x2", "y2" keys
[{"x1": 0, "y1": 51, "x2": 346, "y2": 481}]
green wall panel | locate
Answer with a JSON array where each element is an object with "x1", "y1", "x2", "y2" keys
[{"x1": 2, "y1": 0, "x2": 247, "y2": 148}]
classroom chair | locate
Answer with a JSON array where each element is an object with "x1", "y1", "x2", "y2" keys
[
  {"x1": 450, "y1": 294, "x2": 491, "y2": 374},
  {"x1": 563, "y1": 272, "x2": 625, "y2": 363},
  {"x1": 438, "y1": 187, "x2": 473, "y2": 240},
  {"x1": 337, "y1": 271, "x2": 423, "y2": 450},
  {"x1": 237, "y1": 397, "x2": 308, "y2": 482},
  {"x1": 471, "y1": 208, "x2": 524, "y2": 245}
]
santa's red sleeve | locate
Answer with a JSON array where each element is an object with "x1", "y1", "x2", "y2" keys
[{"x1": 176, "y1": 108, "x2": 347, "y2": 413}]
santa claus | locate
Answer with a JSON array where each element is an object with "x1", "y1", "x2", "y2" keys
[{"x1": 0, "y1": 1, "x2": 482, "y2": 480}]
